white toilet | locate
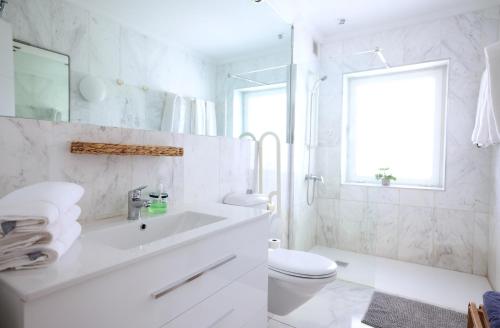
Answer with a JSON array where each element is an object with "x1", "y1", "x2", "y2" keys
[
  {"x1": 223, "y1": 193, "x2": 338, "y2": 316},
  {"x1": 268, "y1": 248, "x2": 337, "y2": 315}
]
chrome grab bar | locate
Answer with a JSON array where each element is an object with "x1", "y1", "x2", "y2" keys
[{"x1": 151, "y1": 254, "x2": 237, "y2": 300}]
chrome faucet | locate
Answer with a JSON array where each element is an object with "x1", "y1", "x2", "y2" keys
[{"x1": 127, "y1": 186, "x2": 151, "y2": 220}]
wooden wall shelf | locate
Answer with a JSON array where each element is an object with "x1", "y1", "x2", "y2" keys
[{"x1": 70, "y1": 141, "x2": 184, "y2": 157}]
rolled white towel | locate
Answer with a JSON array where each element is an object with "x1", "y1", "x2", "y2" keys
[
  {"x1": 0, "y1": 181, "x2": 84, "y2": 216},
  {"x1": 0, "y1": 221, "x2": 82, "y2": 271},
  {"x1": 0, "y1": 205, "x2": 81, "y2": 254}
]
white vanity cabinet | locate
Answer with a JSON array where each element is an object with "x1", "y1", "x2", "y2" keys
[
  {"x1": 0, "y1": 19, "x2": 15, "y2": 117},
  {"x1": 0, "y1": 209, "x2": 268, "y2": 328}
]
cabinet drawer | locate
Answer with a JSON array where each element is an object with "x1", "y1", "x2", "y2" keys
[
  {"x1": 24, "y1": 217, "x2": 268, "y2": 328},
  {"x1": 161, "y1": 264, "x2": 267, "y2": 328}
]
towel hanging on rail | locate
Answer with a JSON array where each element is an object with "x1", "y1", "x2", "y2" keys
[{"x1": 472, "y1": 41, "x2": 500, "y2": 148}]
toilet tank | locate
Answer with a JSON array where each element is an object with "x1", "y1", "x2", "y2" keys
[{"x1": 223, "y1": 192, "x2": 269, "y2": 209}]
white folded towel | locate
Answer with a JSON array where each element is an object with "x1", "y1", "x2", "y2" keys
[
  {"x1": 0, "y1": 182, "x2": 84, "y2": 237},
  {"x1": 472, "y1": 41, "x2": 500, "y2": 147},
  {"x1": 0, "y1": 205, "x2": 81, "y2": 254},
  {"x1": 0, "y1": 221, "x2": 82, "y2": 271},
  {"x1": 191, "y1": 99, "x2": 207, "y2": 135},
  {"x1": 161, "y1": 93, "x2": 189, "y2": 133},
  {"x1": 0, "y1": 200, "x2": 60, "y2": 237},
  {"x1": 206, "y1": 101, "x2": 217, "y2": 136},
  {"x1": 0, "y1": 181, "x2": 84, "y2": 215}
]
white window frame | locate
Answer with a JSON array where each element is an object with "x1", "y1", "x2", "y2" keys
[
  {"x1": 233, "y1": 83, "x2": 287, "y2": 138},
  {"x1": 341, "y1": 60, "x2": 449, "y2": 190}
]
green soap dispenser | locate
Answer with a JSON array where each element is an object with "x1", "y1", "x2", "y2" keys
[{"x1": 148, "y1": 184, "x2": 168, "y2": 215}]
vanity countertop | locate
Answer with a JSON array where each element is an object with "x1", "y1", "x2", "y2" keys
[{"x1": 0, "y1": 203, "x2": 268, "y2": 302}]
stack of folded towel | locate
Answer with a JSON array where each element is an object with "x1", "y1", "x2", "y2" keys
[{"x1": 0, "y1": 181, "x2": 84, "y2": 271}]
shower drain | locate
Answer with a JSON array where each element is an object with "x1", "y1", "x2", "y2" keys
[{"x1": 335, "y1": 260, "x2": 349, "y2": 268}]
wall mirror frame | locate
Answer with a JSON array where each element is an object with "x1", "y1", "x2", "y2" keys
[{"x1": 12, "y1": 39, "x2": 70, "y2": 123}]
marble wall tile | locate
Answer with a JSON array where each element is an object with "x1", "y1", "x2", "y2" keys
[
  {"x1": 316, "y1": 146, "x2": 341, "y2": 199},
  {"x1": 339, "y1": 200, "x2": 366, "y2": 222},
  {"x1": 399, "y1": 189, "x2": 434, "y2": 208},
  {"x1": 398, "y1": 205, "x2": 434, "y2": 265},
  {"x1": 340, "y1": 185, "x2": 368, "y2": 202},
  {"x1": 218, "y1": 137, "x2": 254, "y2": 200},
  {"x1": 130, "y1": 131, "x2": 185, "y2": 207},
  {"x1": 433, "y1": 208, "x2": 474, "y2": 273},
  {"x1": 367, "y1": 187, "x2": 399, "y2": 205},
  {"x1": 474, "y1": 212, "x2": 488, "y2": 276},
  {"x1": 183, "y1": 134, "x2": 221, "y2": 203},
  {"x1": 0, "y1": 118, "x2": 52, "y2": 195},
  {"x1": 46, "y1": 123, "x2": 137, "y2": 222},
  {"x1": 4, "y1": 0, "x2": 53, "y2": 49},
  {"x1": 367, "y1": 203, "x2": 399, "y2": 258},
  {"x1": 337, "y1": 218, "x2": 362, "y2": 252},
  {"x1": 120, "y1": 28, "x2": 149, "y2": 88},
  {"x1": 315, "y1": 198, "x2": 339, "y2": 247},
  {"x1": 372, "y1": 29, "x2": 405, "y2": 67},
  {"x1": 0, "y1": 117, "x2": 253, "y2": 225},
  {"x1": 402, "y1": 20, "x2": 442, "y2": 64},
  {"x1": 291, "y1": 204, "x2": 318, "y2": 251},
  {"x1": 88, "y1": 13, "x2": 120, "y2": 79},
  {"x1": 341, "y1": 35, "x2": 374, "y2": 72},
  {"x1": 51, "y1": 0, "x2": 90, "y2": 73}
]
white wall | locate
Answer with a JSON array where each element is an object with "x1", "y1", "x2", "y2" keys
[
  {"x1": 314, "y1": 7, "x2": 499, "y2": 275},
  {"x1": 3, "y1": 0, "x2": 216, "y2": 129}
]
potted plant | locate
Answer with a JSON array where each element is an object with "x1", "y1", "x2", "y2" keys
[{"x1": 375, "y1": 168, "x2": 396, "y2": 186}]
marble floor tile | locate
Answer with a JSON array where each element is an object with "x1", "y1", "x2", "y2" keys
[{"x1": 270, "y1": 280, "x2": 374, "y2": 328}]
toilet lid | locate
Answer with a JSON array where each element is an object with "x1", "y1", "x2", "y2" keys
[{"x1": 268, "y1": 249, "x2": 337, "y2": 278}]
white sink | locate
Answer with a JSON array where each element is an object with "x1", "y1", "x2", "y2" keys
[{"x1": 86, "y1": 211, "x2": 226, "y2": 249}]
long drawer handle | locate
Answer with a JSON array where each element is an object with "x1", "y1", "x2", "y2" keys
[
  {"x1": 151, "y1": 254, "x2": 237, "y2": 299},
  {"x1": 207, "y1": 308, "x2": 235, "y2": 328}
]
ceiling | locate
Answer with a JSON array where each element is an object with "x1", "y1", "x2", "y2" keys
[
  {"x1": 66, "y1": 0, "x2": 291, "y2": 62},
  {"x1": 268, "y1": 0, "x2": 500, "y2": 41}
]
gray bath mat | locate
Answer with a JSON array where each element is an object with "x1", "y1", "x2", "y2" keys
[{"x1": 362, "y1": 291, "x2": 467, "y2": 328}]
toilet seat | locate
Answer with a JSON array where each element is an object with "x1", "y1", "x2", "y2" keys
[
  {"x1": 269, "y1": 266, "x2": 337, "y2": 279},
  {"x1": 268, "y1": 248, "x2": 337, "y2": 279}
]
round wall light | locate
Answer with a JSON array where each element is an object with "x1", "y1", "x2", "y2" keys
[{"x1": 79, "y1": 76, "x2": 107, "y2": 103}]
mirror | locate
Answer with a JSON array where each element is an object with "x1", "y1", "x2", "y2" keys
[
  {"x1": 12, "y1": 41, "x2": 70, "y2": 122},
  {"x1": 2, "y1": 0, "x2": 292, "y2": 140}
]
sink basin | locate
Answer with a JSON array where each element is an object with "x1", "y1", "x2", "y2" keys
[{"x1": 85, "y1": 211, "x2": 226, "y2": 249}]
